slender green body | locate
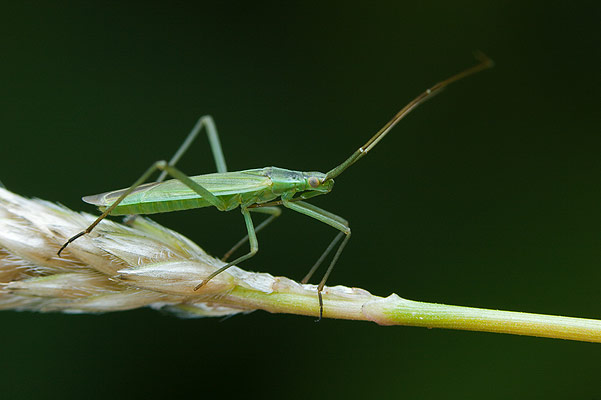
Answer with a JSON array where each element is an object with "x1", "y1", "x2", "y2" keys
[
  {"x1": 59, "y1": 55, "x2": 493, "y2": 319},
  {"x1": 84, "y1": 167, "x2": 332, "y2": 216}
]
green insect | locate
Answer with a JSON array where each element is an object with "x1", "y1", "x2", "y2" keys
[{"x1": 58, "y1": 54, "x2": 493, "y2": 319}]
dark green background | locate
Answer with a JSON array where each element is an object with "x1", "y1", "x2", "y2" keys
[{"x1": 1, "y1": 2, "x2": 600, "y2": 398}]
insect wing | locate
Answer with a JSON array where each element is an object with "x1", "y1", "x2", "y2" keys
[{"x1": 82, "y1": 169, "x2": 271, "y2": 207}]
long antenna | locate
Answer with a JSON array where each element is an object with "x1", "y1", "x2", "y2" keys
[{"x1": 324, "y1": 52, "x2": 494, "y2": 181}]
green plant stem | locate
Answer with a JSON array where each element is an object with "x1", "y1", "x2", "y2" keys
[
  {"x1": 1, "y1": 187, "x2": 600, "y2": 343},
  {"x1": 199, "y1": 287, "x2": 601, "y2": 343}
]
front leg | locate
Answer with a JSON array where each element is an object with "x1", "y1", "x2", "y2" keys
[{"x1": 281, "y1": 196, "x2": 351, "y2": 320}]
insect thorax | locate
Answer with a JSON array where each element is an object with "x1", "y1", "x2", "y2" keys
[{"x1": 265, "y1": 167, "x2": 308, "y2": 195}]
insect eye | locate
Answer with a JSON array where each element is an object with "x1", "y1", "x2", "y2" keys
[{"x1": 308, "y1": 176, "x2": 320, "y2": 188}]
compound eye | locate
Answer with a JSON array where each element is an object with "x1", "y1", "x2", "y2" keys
[{"x1": 308, "y1": 176, "x2": 320, "y2": 188}]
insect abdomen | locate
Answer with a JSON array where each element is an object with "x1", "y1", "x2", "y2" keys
[
  {"x1": 106, "y1": 197, "x2": 211, "y2": 216},
  {"x1": 105, "y1": 192, "x2": 264, "y2": 216}
]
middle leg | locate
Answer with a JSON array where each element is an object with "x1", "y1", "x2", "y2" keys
[
  {"x1": 222, "y1": 206, "x2": 282, "y2": 261},
  {"x1": 194, "y1": 206, "x2": 260, "y2": 291}
]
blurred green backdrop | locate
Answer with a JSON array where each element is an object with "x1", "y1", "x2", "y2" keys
[{"x1": 1, "y1": 1, "x2": 600, "y2": 399}]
